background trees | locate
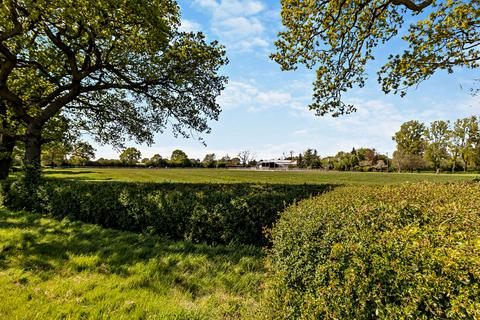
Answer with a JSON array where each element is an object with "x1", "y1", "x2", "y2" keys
[
  {"x1": 41, "y1": 141, "x2": 71, "y2": 168},
  {"x1": 170, "y1": 149, "x2": 191, "y2": 167},
  {"x1": 0, "y1": 0, "x2": 227, "y2": 182},
  {"x1": 148, "y1": 154, "x2": 167, "y2": 167},
  {"x1": 451, "y1": 116, "x2": 479, "y2": 172},
  {"x1": 202, "y1": 153, "x2": 217, "y2": 168},
  {"x1": 393, "y1": 116, "x2": 480, "y2": 172},
  {"x1": 70, "y1": 142, "x2": 96, "y2": 166},
  {"x1": 237, "y1": 150, "x2": 254, "y2": 166},
  {"x1": 119, "y1": 148, "x2": 141, "y2": 166},
  {"x1": 392, "y1": 120, "x2": 427, "y2": 172},
  {"x1": 272, "y1": 0, "x2": 479, "y2": 116},
  {"x1": 424, "y1": 121, "x2": 450, "y2": 174}
]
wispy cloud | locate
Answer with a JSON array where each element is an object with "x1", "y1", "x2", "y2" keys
[
  {"x1": 190, "y1": 0, "x2": 270, "y2": 52},
  {"x1": 218, "y1": 80, "x2": 299, "y2": 112},
  {"x1": 178, "y1": 19, "x2": 202, "y2": 33}
]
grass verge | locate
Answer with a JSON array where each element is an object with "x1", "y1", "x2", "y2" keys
[{"x1": 0, "y1": 210, "x2": 264, "y2": 319}]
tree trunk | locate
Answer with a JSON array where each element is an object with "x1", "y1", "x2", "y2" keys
[
  {"x1": 0, "y1": 133, "x2": 16, "y2": 179},
  {"x1": 0, "y1": 99, "x2": 15, "y2": 179},
  {"x1": 24, "y1": 130, "x2": 42, "y2": 184},
  {"x1": 452, "y1": 154, "x2": 457, "y2": 173}
]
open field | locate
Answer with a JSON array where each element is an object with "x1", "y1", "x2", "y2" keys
[
  {"x1": 2, "y1": 170, "x2": 479, "y2": 318},
  {"x1": 0, "y1": 211, "x2": 264, "y2": 319},
  {"x1": 43, "y1": 168, "x2": 479, "y2": 185}
]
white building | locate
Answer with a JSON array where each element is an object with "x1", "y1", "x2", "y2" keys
[{"x1": 257, "y1": 159, "x2": 296, "y2": 169}]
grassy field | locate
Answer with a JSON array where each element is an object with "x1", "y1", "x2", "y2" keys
[
  {"x1": 0, "y1": 211, "x2": 264, "y2": 319},
  {"x1": 43, "y1": 167, "x2": 479, "y2": 185},
  {"x1": 2, "y1": 169, "x2": 478, "y2": 319}
]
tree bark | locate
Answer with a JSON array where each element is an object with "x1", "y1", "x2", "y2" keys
[
  {"x1": 24, "y1": 128, "x2": 42, "y2": 184},
  {"x1": 452, "y1": 153, "x2": 457, "y2": 173},
  {"x1": 0, "y1": 133, "x2": 16, "y2": 179}
]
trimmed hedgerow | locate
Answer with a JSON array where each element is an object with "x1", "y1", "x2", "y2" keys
[
  {"x1": 264, "y1": 182, "x2": 480, "y2": 319},
  {"x1": 1, "y1": 180, "x2": 330, "y2": 245}
]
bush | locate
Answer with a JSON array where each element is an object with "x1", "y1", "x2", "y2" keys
[
  {"x1": 264, "y1": 182, "x2": 480, "y2": 319},
  {"x1": 1, "y1": 180, "x2": 330, "y2": 246}
]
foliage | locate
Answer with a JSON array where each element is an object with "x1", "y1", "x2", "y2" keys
[
  {"x1": 0, "y1": 0, "x2": 227, "y2": 180},
  {"x1": 272, "y1": 0, "x2": 479, "y2": 116},
  {"x1": 1, "y1": 180, "x2": 330, "y2": 246},
  {"x1": 119, "y1": 147, "x2": 141, "y2": 166},
  {"x1": 393, "y1": 120, "x2": 426, "y2": 156},
  {"x1": 392, "y1": 150, "x2": 426, "y2": 172},
  {"x1": 451, "y1": 116, "x2": 479, "y2": 172},
  {"x1": 70, "y1": 141, "x2": 96, "y2": 166},
  {"x1": 170, "y1": 149, "x2": 192, "y2": 167},
  {"x1": 297, "y1": 149, "x2": 322, "y2": 169},
  {"x1": 379, "y1": 0, "x2": 480, "y2": 96},
  {"x1": 146, "y1": 154, "x2": 168, "y2": 167},
  {"x1": 393, "y1": 117, "x2": 480, "y2": 172},
  {"x1": 41, "y1": 140, "x2": 71, "y2": 168},
  {"x1": 424, "y1": 120, "x2": 450, "y2": 172},
  {"x1": 264, "y1": 182, "x2": 480, "y2": 319},
  {"x1": 0, "y1": 210, "x2": 264, "y2": 319},
  {"x1": 202, "y1": 153, "x2": 217, "y2": 168}
]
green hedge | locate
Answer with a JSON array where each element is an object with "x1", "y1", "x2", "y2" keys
[
  {"x1": 264, "y1": 182, "x2": 480, "y2": 319},
  {"x1": 1, "y1": 180, "x2": 330, "y2": 245}
]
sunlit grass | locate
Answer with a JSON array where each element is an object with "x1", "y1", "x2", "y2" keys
[
  {"x1": 0, "y1": 210, "x2": 264, "y2": 319},
  {"x1": 42, "y1": 167, "x2": 478, "y2": 185}
]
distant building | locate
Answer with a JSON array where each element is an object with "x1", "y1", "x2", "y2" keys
[{"x1": 257, "y1": 159, "x2": 296, "y2": 169}]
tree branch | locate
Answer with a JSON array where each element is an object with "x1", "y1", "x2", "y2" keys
[{"x1": 391, "y1": 0, "x2": 433, "y2": 12}]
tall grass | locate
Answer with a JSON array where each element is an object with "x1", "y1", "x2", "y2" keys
[{"x1": 0, "y1": 211, "x2": 264, "y2": 319}]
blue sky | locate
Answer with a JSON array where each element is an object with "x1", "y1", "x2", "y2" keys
[{"x1": 93, "y1": 0, "x2": 479, "y2": 161}]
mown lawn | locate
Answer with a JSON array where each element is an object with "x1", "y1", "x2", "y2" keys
[
  {"x1": 43, "y1": 167, "x2": 478, "y2": 185},
  {"x1": 0, "y1": 211, "x2": 264, "y2": 319}
]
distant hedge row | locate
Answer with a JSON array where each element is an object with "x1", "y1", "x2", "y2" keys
[
  {"x1": 1, "y1": 180, "x2": 330, "y2": 245},
  {"x1": 264, "y1": 182, "x2": 480, "y2": 319}
]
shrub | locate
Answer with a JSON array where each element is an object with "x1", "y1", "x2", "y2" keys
[
  {"x1": 1, "y1": 180, "x2": 330, "y2": 246},
  {"x1": 264, "y1": 182, "x2": 480, "y2": 319}
]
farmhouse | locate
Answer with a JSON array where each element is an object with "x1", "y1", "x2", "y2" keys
[{"x1": 257, "y1": 159, "x2": 296, "y2": 169}]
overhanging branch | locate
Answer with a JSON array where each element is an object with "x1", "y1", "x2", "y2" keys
[{"x1": 391, "y1": 0, "x2": 433, "y2": 11}]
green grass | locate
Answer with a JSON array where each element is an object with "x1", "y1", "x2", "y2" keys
[
  {"x1": 3, "y1": 169, "x2": 478, "y2": 318},
  {"x1": 0, "y1": 210, "x2": 264, "y2": 319},
  {"x1": 42, "y1": 167, "x2": 479, "y2": 185}
]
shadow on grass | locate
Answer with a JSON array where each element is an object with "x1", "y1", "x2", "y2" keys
[
  {"x1": 0, "y1": 210, "x2": 265, "y2": 297},
  {"x1": 43, "y1": 170, "x2": 95, "y2": 175}
]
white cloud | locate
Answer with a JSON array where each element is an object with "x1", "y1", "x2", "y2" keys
[
  {"x1": 218, "y1": 80, "x2": 295, "y2": 112},
  {"x1": 215, "y1": 17, "x2": 264, "y2": 37},
  {"x1": 178, "y1": 19, "x2": 202, "y2": 33},
  {"x1": 292, "y1": 129, "x2": 309, "y2": 136},
  {"x1": 191, "y1": 0, "x2": 270, "y2": 52},
  {"x1": 193, "y1": 0, "x2": 219, "y2": 10}
]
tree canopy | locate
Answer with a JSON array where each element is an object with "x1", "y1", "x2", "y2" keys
[
  {"x1": 119, "y1": 147, "x2": 141, "y2": 165},
  {"x1": 272, "y1": 0, "x2": 479, "y2": 116},
  {"x1": 0, "y1": 0, "x2": 227, "y2": 180},
  {"x1": 392, "y1": 117, "x2": 480, "y2": 172}
]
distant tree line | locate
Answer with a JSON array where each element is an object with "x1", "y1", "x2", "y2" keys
[
  {"x1": 392, "y1": 116, "x2": 480, "y2": 173},
  {"x1": 29, "y1": 115, "x2": 480, "y2": 173},
  {"x1": 290, "y1": 148, "x2": 389, "y2": 172},
  {"x1": 27, "y1": 143, "x2": 258, "y2": 169}
]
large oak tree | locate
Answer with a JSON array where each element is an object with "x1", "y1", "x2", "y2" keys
[
  {"x1": 272, "y1": 0, "x2": 479, "y2": 116},
  {"x1": 0, "y1": 0, "x2": 227, "y2": 181}
]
